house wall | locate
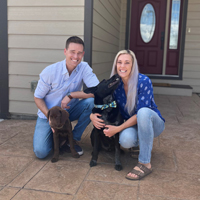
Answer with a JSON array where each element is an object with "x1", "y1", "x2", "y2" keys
[
  {"x1": 92, "y1": 0, "x2": 127, "y2": 81},
  {"x1": 7, "y1": 0, "x2": 85, "y2": 116},
  {"x1": 152, "y1": 0, "x2": 200, "y2": 93}
]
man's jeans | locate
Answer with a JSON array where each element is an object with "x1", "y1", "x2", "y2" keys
[
  {"x1": 33, "y1": 98, "x2": 94, "y2": 159},
  {"x1": 119, "y1": 107, "x2": 165, "y2": 164}
]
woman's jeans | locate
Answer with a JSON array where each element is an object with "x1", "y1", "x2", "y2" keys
[
  {"x1": 33, "y1": 98, "x2": 94, "y2": 159},
  {"x1": 119, "y1": 107, "x2": 165, "y2": 164}
]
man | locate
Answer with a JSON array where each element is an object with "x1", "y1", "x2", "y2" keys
[{"x1": 33, "y1": 36, "x2": 99, "y2": 158}]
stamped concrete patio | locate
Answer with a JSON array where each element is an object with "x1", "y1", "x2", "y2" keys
[{"x1": 0, "y1": 94, "x2": 200, "y2": 200}]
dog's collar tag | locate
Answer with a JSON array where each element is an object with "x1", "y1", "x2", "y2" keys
[{"x1": 94, "y1": 101, "x2": 117, "y2": 110}]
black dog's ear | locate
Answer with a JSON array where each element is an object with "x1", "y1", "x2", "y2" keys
[
  {"x1": 84, "y1": 86, "x2": 98, "y2": 94},
  {"x1": 60, "y1": 109, "x2": 69, "y2": 124}
]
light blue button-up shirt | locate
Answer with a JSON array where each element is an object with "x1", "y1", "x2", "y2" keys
[{"x1": 34, "y1": 59, "x2": 99, "y2": 119}]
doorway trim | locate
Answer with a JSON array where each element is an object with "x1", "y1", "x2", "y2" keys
[{"x1": 126, "y1": 0, "x2": 188, "y2": 80}]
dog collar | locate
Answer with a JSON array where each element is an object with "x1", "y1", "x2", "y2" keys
[{"x1": 94, "y1": 101, "x2": 117, "y2": 110}]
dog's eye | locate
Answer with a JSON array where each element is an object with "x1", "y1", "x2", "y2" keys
[{"x1": 116, "y1": 78, "x2": 119, "y2": 81}]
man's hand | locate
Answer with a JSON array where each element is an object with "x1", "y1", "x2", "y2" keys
[
  {"x1": 51, "y1": 127, "x2": 55, "y2": 133},
  {"x1": 61, "y1": 96, "x2": 71, "y2": 109}
]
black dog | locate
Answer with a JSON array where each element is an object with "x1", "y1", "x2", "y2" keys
[
  {"x1": 84, "y1": 74, "x2": 123, "y2": 171},
  {"x1": 47, "y1": 106, "x2": 80, "y2": 162}
]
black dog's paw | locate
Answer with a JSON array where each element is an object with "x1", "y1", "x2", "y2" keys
[
  {"x1": 51, "y1": 157, "x2": 58, "y2": 163},
  {"x1": 115, "y1": 164, "x2": 123, "y2": 171},
  {"x1": 90, "y1": 160, "x2": 97, "y2": 167}
]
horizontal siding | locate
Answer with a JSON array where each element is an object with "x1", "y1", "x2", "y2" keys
[
  {"x1": 184, "y1": 63, "x2": 200, "y2": 71},
  {"x1": 9, "y1": 49, "x2": 64, "y2": 63},
  {"x1": 92, "y1": 62, "x2": 113, "y2": 76},
  {"x1": 184, "y1": 56, "x2": 200, "y2": 65},
  {"x1": 9, "y1": 88, "x2": 35, "y2": 102},
  {"x1": 8, "y1": 2, "x2": 85, "y2": 115},
  {"x1": 9, "y1": 101, "x2": 38, "y2": 115},
  {"x1": 92, "y1": 38, "x2": 119, "y2": 53},
  {"x1": 188, "y1": 3, "x2": 200, "y2": 12},
  {"x1": 8, "y1": 0, "x2": 84, "y2": 6},
  {"x1": 185, "y1": 49, "x2": 200, "y2": 57},
  {"x1": 9, "y1": 62, "x2": 51, "y2": 75},
  {"x1": 185, "y1": 41, "x2": 200, "y2": 49},
  {"x1": 8, "y1": 7, "x2": 84, "y2": 20},
  {"x1": 92, "y1": 0, "x2": 122, "y2": 81},
  {"x1": 8, "y1": 35, "x2": 83, "y2": 49},
  {"x1": 94, "y1": 0, "x2": 120, "y2": 31},
  {"x1": 9, "y1": 75, "x2": 39, "y2": 89},
  {"x1": 93, "y1": 52, "x2": 116, "y2": 64},
  {"x1": 93, "y1": 10, "x2": 119, "y2": 38},
  {"x1": 8, "y1": 21, "x2": 84, "y2": 35},
  {"x1": 93, "y1": 24, "x2": 119, "y2": 45},
  {"x1": 186, "y1": 19, "x2": 200, "y2": 26},
  {"x1": 186, "y1": 34, "x2": 200, "y2": 42}
]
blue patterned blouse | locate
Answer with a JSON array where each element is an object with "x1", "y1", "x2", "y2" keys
[{"x1": 114, "y1": 73, "x2": 165, "y2": 122}]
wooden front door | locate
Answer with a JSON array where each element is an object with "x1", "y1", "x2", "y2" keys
[{"x1": 130, "y1": 0, "x2": 167, "y2": 74}]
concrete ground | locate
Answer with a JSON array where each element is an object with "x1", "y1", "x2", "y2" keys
[{"x1": 0, "y1": 94, "x2": 200, "y2": 200}]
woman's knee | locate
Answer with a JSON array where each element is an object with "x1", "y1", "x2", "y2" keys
[
  {"x1": 137, "y1": 107, "x2": 152, "y2": 123},
  {"x1": 119, "y1": 128, "x2": 138, "y2": 148}
]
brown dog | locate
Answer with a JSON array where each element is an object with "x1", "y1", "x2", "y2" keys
[{"x1": 47, "y1": 106, "x2": 80, "y2": 162}]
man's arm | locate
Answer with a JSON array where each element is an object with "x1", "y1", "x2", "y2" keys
[
  {"x1": 61, "y1": 91, "x2": 94, "y2": 109},
  {"x1": 34, "y1": 97, "x2": 49, "y2": 117}
]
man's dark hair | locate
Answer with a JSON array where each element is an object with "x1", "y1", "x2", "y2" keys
[{"x1": 65, "y1": 36, "x2": 85, "y2": 50}]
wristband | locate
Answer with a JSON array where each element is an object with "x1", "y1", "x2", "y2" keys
[{"x1": 67, "y1": 92, "x2": 73, "y2": 99}]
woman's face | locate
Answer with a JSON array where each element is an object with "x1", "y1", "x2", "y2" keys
[{"x1": 116, "y1": 54, "x2": 133, "y2": 80}]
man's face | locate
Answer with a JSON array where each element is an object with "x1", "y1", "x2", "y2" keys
[{"x1": 64, "y1": 43, "x2": 85, "y2": 69}]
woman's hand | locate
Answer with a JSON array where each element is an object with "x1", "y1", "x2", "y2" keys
[
  {"x1": 90, "y1": 113, "x2": 105, "y2": 129},
  {"x1": 103, "y1": 125, "x2": 119, "y2": 137}
]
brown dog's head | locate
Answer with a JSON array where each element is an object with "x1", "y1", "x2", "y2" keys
[{"x1": 47, "y1": 106, "x2": 69, "y2": 129}]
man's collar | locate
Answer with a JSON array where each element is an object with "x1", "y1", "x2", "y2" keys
[{"x1": 62, "y1": 59, "x2": 80, "y2": 75}]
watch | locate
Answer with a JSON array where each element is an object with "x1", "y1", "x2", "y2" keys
[{"x1": 67, "y1": 92, "x2": 73, "y2": 99}]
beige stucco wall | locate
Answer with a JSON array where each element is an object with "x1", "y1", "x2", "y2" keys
[
  {"x1": 92, "y1": 0, "x2": 127, "y2": 81},
  {"x1": 7, "y1": 0, "x2": 85, "y2": 116},
  {"x1": 152, "y1": 0, "x2": 200, "y2": 93}
]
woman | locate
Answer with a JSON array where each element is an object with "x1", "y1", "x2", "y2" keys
[{"x1": 90, "y1": 50, "x2": 165, "y2": 180}]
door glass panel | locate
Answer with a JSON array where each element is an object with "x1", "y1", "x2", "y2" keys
[
  {"x1": 169, "y1": 0, "x2": 181, "y2": 49},
  {"x1": 140, "y1": 4, "x2": 156, "y2": 43}
]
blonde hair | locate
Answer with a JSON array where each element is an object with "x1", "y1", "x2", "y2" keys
[{"x1": 110, "y1": 50, "x2": 139, "y2": 116}]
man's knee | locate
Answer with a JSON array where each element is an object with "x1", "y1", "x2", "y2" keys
[
  {"x1": 84, "y1": 97, "x2": 94, "y2": 110},
  {"x1": 33, "y1": 146, "x2": 50, "y2": 159}
]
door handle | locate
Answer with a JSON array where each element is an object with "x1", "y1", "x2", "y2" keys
[{"x1": 160, "y1": 31, "x2": 165, "y2": 50}]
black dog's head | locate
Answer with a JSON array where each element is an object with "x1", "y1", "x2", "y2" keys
[{"x1": 84, "y1": 74, "x2": 120, "y2": 100}]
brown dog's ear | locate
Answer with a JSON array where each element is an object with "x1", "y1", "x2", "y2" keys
[
  {"x1": 60, "y1": 109, "x2": 69, "y2": 124},
  {"x1": 47, "y1": 109, "x2": 51, "y2": 122}
]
